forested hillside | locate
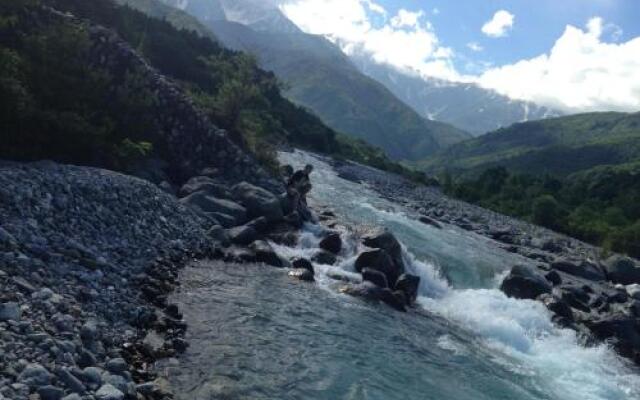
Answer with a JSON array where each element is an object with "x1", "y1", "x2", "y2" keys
[
  {"x1": 0, "y1": 0, "x2": 424, "y2": 182},
  {"x1": 431, "y1": 112, "x2": 640, "y2": 257}
]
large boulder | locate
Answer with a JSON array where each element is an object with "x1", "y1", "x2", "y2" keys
[
  {"x1": 394, "y1": 274, "x2": 420, "y2": 304},
  {"x1": 586, "y1": 315, "x2": 640, "y2": 362},
  {"x1": 227, "y1": 225, "x2": 259, "y2": 246},
  {"x1": 550, "y1": 258, "x2": 605, "y2": 281},
  {"x1": 232, "y1": 182, "x2": 283, "y2": 222},
  {"x1": 319, "y1": 232, "x2": 342, "y2": 254},
  {"x1": 361, "y1": 228, "x2": 404, "y2": 273},
  {"x1": 602, "y1": 256, "x2": 640, "y2": 285},
  {"x1": 179, "y1": 176, "x2": 232, "y2": 199},
  {"x1": 361, "y1": 268, "x2": 389, "y2": 288},
  {"x1": 355, "y1": 249, "x2": 403, "y2": 286},
  {"x1": 500, "y1": 265, "x2": 552, "y2": 300},
  {"x1": 249, "y1": 240, "x2": 283, "y2": 268},
  {"x1": 180, "y1": 192, "x2": 246, "y2": 222}
]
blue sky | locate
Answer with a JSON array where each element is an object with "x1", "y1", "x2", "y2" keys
[
  {"x1": 393, "y1": 0, "x2": 640, "y2": 72},
  {"x1": 281, "y1": 0, "x2": 640, "y2": 112}
]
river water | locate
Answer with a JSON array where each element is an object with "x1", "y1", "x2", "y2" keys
[{"x1": 164, "y1": 150, "x2": 640, "y2": 400}]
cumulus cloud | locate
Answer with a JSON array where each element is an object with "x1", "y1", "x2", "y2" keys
[
  {"x1": 280, "y1": 0, "x2": 461, "y2": 81},
  {"x1": 478, "y1": 17, "x2": 640, "y2": 112},
  {"x1": 482, "y1": 10, "x2": 514, "y2": 38}
]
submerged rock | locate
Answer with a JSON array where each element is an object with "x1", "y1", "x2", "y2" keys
[
  {"x1": 361, "y1": 268, "x2": 389, "y2": 288},
  {"x1": 355, "y1": 249, "x2": 403, "y2": 286},
  {"x1": 312, "y1": 250, "x2": 337, "y2": 265},
  {"x1": 500, "y1": 265, "x2": 552, "y2": 300},
  {"x1": 394, "y1": 273, "x2": 420, "y2": 305},
  {"x1": 249, "y1": 240, "x2": 283, "y2": 268},
  {"x1": 319, "y1": 232, "x2": 342, "y2": 254},
  {"x1": 291, "y1": 258, "x2": 314, "y2": 274}
]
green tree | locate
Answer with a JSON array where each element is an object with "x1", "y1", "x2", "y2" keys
[{"x1": 532, "y1": 195, "x2": 560, "y2": 227}]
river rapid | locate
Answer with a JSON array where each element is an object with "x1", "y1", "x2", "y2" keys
[{"x1": 163, "y1": 150, "x2": 640, "y2": 400}]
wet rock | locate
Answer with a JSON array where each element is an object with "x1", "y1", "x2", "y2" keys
[
  {"x1": 180, "y1": 192, "x2": 246, "y2": 222},
  {"x1": 248, "y1": 240, "x2": 283, "y2": 268},
  {"x1": 95, "y1": 384, "x2": 124, "y2": 400},
  {"x1": 291, "y1": 258, "x2": 314, "y2": 274},
  {"x1": 210, "y1": 212, "x2": 238, "y2": 228},
  {"x1": 232, "y1": 182, "x2": 283, "y2": 222},
  {"x1": 361, "y1": 228, "x2": 405, "y2": 274},
  {"x1": 0, "y1": 302, "x2": 21, "y2": 321},
  {"x1": 361, "y1": 268, "x2": 389, "y2": 288},
  {"x1": 245, "y1": 216, "x2": 269, "y2": 233},
  {"x1": 557, "y1": 285, "x2": 591, "y2": 313},
  {"x1": 500, "y1": 265, "x2": 552, "y2": 300},
  {"x1": 586, "y1": 315, "x2": 640, "y2": 362},
  {"x1": 288, "y1": 268, "x2": 314, "y2": 282},
  {"x1": 354, "y1": 249, "x2": 402, "y2": 286},
  {"x1": 312, "y1": 250, "x2": 336, "y2": 265},
  {"x1": 227, "y1": 225, "x2": 259, "y2": 246},
  {"x1": 381, "y1": 290, "x2": 407, "y2": 312},
  {"x1": 544, "y1": 270, "x2": 562, "y2": 286},
  {"x1": 602, "y1": 256, "x2": 640, "y2": 285},
  {"x1": 539, "y1": 294, "x2": 574, "y2": 323},
  {"x1": 319, "y1": 232, "x2": 342, "y2": 254},
  {"x1": 550, "y1": 258, "x2": 605, "y2": 281},
  {"x1": 394, "y1": 273, "x2": 420, "y2": 304},
  {"x1": 418, "y1": 216, "x2": 442, "y2": 229}
]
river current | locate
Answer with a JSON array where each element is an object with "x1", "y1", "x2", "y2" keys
[{"x1": 163, "y1": 150, "x2": 640, "y2": 400}]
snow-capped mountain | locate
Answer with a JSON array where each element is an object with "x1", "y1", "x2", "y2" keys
[{"x1": 350, "y1": 54, "x2": 562, "y2": 136}]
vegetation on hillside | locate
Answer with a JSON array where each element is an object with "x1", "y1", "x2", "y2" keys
[
  {"x1": 423, "y1": 112, "x2": 640, "y2": 177},
  {"x1": 444, "y1": 163, "x2": 640, "y2": 258},
  {"x1": 1, "y1": 0, "x2": 426, "y2": 182}
]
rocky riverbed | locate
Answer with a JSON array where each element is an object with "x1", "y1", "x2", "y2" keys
[{"x1": 331, "y1": 156, "x2": 640, "y2": 366}]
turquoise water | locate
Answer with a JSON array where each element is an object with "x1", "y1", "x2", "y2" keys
[{"x1": 164, "y1": 151, "x2": 640, "y2": 400}]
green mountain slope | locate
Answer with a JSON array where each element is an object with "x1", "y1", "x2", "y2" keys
[
  {"x1": 152, "y1": 0, "x2": 471, "y2": 161},
  {"x1": 423, "y1": 112, "x2": 640, "y2": 177}
]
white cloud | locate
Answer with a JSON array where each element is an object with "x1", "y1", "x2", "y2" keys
[
  {"x1": 280, "y1": 0, "x2": 462, "y2": 81},
  {"x1": 467, "y1": 42, "x2": 483, "y2": 52},
  {"x1": 478, "y1": 17, "x2": 640, "y2": 112},
  {"x1": 390, "y1": 9, "x2": 423, "y2": 28},
  {"x1": 482, "y1": 10, "x2": 514, "y2": 38}
]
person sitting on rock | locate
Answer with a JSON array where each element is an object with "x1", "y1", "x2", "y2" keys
[
  {"x1": 287, "y1": 164, "x2": 314, "y2": 204},
  {"x1": 285, "y1": 164, "x2": 314, "y2": 221}
]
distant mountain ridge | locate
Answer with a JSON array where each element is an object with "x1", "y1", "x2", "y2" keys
[
  {"x1": 351, "y1": 54, "x2": 562, "y2": 136},
  {"x1": 156, "y1": 0, "x2": 472, "y2": 161},
  {"x1": 422, "y1": 112, "x2": 640, "y2": 177}
]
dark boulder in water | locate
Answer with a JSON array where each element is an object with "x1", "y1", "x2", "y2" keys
[
  {"x1": 394, "y1": 273, "x2": 420, "y2": 305},
  {"x1": 585, "y1": 315, "x2": 640, "y2": 362},
  {"x1": 249, "y1": 240, "x2": 283, "y2": 268},
  {"x1": 319, "y1": 232, "x2": 342, "y2": 254},
  {"x1": 500, "y1": 265, "x2": 552, "y2": 300},
  {"x1": 539, "y1": 293, "x2": 574, "y2": 323},
  {"x1": 355, "y1": 249, "x2": 402, "y2": 286},
  {"x1": 312, "y1": 250, "x2": 337, "y2": 265},
  {"x1": 361, "y1": 228, "x2": 405, "y2": 275},
  {"x1": 291, "y1": 258, "x2": 314, "y2": 274},
  {"x1": 340, "y1": 282, "x2": 406, "y2": 311},
  {"x1": 361, "y1": 268, "x2": 389, "y2": 288},
  {"x1": 544, "y1": 270, "x2": 562, "y2": 286}
]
